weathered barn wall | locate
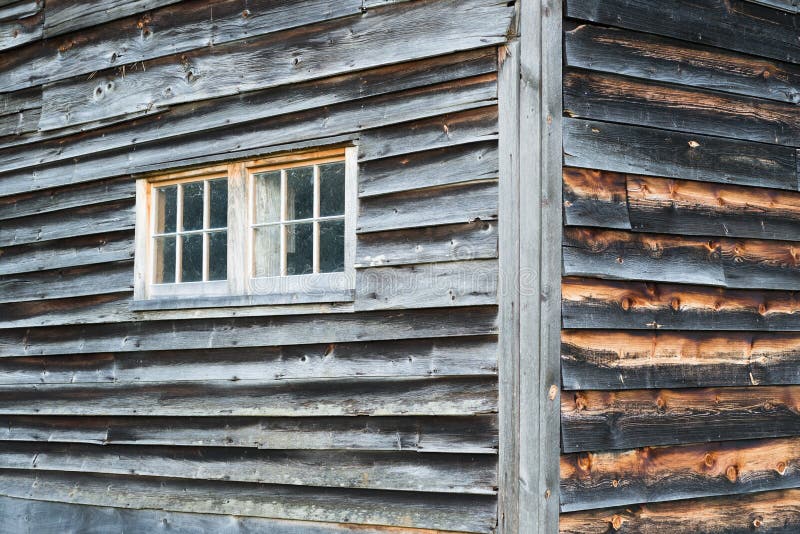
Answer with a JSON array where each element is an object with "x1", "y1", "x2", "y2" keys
[
  {"x1": 559, "y1": 0, "x2": 800, "y2": 531},
  {"x1": 0, "y1": 0, "x2": 514, "y2": 531}
]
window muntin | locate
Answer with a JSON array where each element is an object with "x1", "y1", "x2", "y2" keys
[
  {"x1": 134, "y1": 147, "x2": 356, "y2": 306},
  {"x1": 151, "y1": 176, "x2": 228, "y2": 285},
  {"x1": 251, "y1": 160, "x2": 346, "y2": 278}
]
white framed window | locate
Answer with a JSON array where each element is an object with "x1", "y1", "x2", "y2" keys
[{"x1": 133, "y1": 147, "x2": 357, "y2": 308}]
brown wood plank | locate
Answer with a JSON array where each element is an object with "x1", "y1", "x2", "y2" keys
[
  {"x1": 562, "y1": 277, "x2": 800, "y2": 331},
  {"x1": 0, "y1": 232, "x2": 134, "y2": 276},
  {"x1": 563, "y1": 118, "x2": 798, "y2": 191},
  {"x1": 561, "y1": 437, "x2": 800, "y2": 512},
  {"x1": 564, "y1": 69, "x2": 800, "y2": 147},
  {"x1": 564, "y1": 21, "x2": 800, "y2": 104},
  {"x1": 561, "y1": 386, "x2": 800, "y2": 452},
  {"x1": 562, "y1": 167, "x2": 630, "y2": 230},
  {"x1": 561, "y1": 329, "x2": 800, "y2": 390},
  {"x1": 560, "y1": 488, "x2": 800, "y2": 533},
  {"x1": 0, "y1": 261, "x2": 133, "y2": 304}
]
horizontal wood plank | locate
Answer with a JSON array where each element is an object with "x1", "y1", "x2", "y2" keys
[
  {"x1": 0, "y1": 414, "x2": 498, "y2": 453},
  {"x1": 561, "y1": 329, "x2": 800, "y2": 390},
  {"x1": 0, "y1": 261, "x2": 133, "y2": 304},
  {"x1": 560, "y1": 488, "x2": 800, "y2": 533},
  {"x1": 563, "y1": 118, "x2": 798, "y2": 191},
  {"x1": 561, "y1": 437, "x2": 800, "y2": 512},
  {"x1": 562, "y1": 386, "x2": 800, "y2": 452},
  {"x1": 0, "y1": 232, "x2": 134, "y2": 276},
  {"x1": 0, "y1": 470, "x2": 497, "y2": 532},
  {"x1": 42, "y1": 0, "x2": 184, "y2": 37}
]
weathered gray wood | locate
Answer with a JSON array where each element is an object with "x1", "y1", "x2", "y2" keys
[
  {"x1": 24, "y1": 0, "x2": 363, "y2": 104},
  {"x1": 0, "y1": 107, "x2": 39, "y2": 137},
  {"x1": 0, "y1": 9, "x2": 41, "y2": 51},
  {"x1": 0, "y1": 86, "x2": 40, "y2": 117},
  {"x1": 564, "y1": 21, "x2": 800, "y2": 105},
  {"x1": 358, "y1": 180, "x2": 498, "y2": 233},
  {"x1": 37, "y1": 0, "x2": 512, "y2": 129},
  {"x1": 0, "y1": 0, "x2": 40, "y2": 21},
  {"x1": 0, "y1": 337, "x2": 497, "y2": 385},
  {"x1": 0, "y1": 376, "x2": 497, "y2": 416},
  {"x1": 0, "y1": 177, "x2": 134, "y2": 221},
  {"x1": 0, "y1": 414, "x2": 499, "y2": 453},
  {"x1": 0, "y1": 470, "x2": 498, "y2": 532},
  {"x1": 745, "y1": 0, "x2": 799, "y2": 13},
  {"x1": 0, "y1": 200, "x2": 134, "y2": 247},
  {"x1": 0, "y1": 293, "x2": 134, "y2": 330},
  {"x1": 356, "y1": 221, "x2": 498, "y2": 268},
  {"x1": 0, "y1": 232, "x2": 133, "y2": 276},
  {"x1": 0, "y1": 442, "x2": 497, "y2": 494},
  {"x1": 0, "y1": 261, "x2": 133, "y2": 304},
  {"x1": 0, "y1": 73, "x2": 498, "y2": 198},
  {"x1": 355, "y1": 260, "x2": 497, "y2": 310},
  {"x1": 0, "y1": 306, "x2": 498, "y2": 357},
  {"x1": 358, "y1": 105, "x2": 498, "y2": 162},
  {"x1": 42, "y1": 0, "x2": 183, "y2": 37},
  {"x1": 0, "y1": 47, "x2": 497, "y2": 175},
  {"x1": 563, "y1": 118, "x2": 798, "y2": 191},
  {"x1": 0, "y1": 495, "x2": 467, "y2": 534},
  {"x1": 359, "y1": 141, "x2": 498, "y2": 197}
]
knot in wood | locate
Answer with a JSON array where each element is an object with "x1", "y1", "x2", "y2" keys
[
  {"x1": 610, "y1": 515, "x2": 623, "y2": 530},
  {"x1": 725, "y1": 465, "x2": 738, "y2": 482},
  {"x1": 776, "y1": 461, "x2": 787, "y2": 475}
]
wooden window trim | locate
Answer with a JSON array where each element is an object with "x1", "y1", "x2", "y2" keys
[{"x1": 133, "y1": 147, "x2": 357, "y2": 311}]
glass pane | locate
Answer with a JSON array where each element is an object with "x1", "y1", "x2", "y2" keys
[
  {"x1": 319, "y1": 162, "x2": 345, "y2": 217},
  {"x1": 153, "y1": 236, "x2": 176, "y2": 283},
  {"x1": 254, "y1": 171, "x2": 282, "y2": 224},
  {"x1": 182, "y1": 181, "x2": 204, "y2": 231},
  {"x1": 319, "y1": 220, "x2": 345, "y2": 273},
  {"x1": 286, "y1": 222, "x2": 313, "y2": 275},
  {"x1": 154, "y1": 185, "x2": 177, "y2": 234},
  {"x1": 253, "y1": 225, "x2": 281, "y2": 277},
  {"x1": 208, "y1": 231, "x2": 227, "y2": 281},
  {"x1": 181, "y1": 234, "x2": 203, "y2": 282},
  {"x1": 286, "y1": 166, "x2": 314, "y2": 221},
  {"x1": 209, "y1": 178, "x2": 228, "y2": 229}
]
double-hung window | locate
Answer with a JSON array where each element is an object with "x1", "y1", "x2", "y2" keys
[{"x1": 133, "y1": 147, "x2": 357, "y2": 309}]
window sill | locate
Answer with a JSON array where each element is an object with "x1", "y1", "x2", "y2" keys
[{"x1": 130, "y1": 288, "x2": 355, "y2": 311}]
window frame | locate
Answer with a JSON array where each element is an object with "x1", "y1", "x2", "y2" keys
[{"x1": 133, "y1": 146, "x2": 357, "y2": 309}]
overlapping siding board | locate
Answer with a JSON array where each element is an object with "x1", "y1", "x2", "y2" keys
[
  {"x1": 0, "y1": 0, "x2": 514, "y2": 531},
  {"x1": 560, "y1": 0, "x2": 800, "y2": 531}
]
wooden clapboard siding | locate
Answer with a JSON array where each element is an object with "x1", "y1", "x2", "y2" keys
[
  {"x1": 0, "y1": 0, "x2": 512, "y2": 529},
  {"x1": 560, "y1": 0, "x2": 800, "y2": 526}
]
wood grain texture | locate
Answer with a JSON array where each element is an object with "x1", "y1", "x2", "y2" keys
[
  {"x1": 0, "y1": 336, "x2": 497, "y2": 385},
  {"x1": 0, "y1": 9, "x2": 41, "y2": 51},
  {"x1": 566, "y1": 0, "x2": 800, "y2": 64},
  {"x1": 0, "y1": 414, "x2": 498, "y2": 453},
  {"x1": 0, "y1": 441, "x2": 497, "y2": 495},
  {"x1": 0, "y1": 47, "x2": 497, "y2": 179},
  {"x1": 0, "y1": 470, "x2": 498, "y2": 532},
  {"x1": 0, "y1": 261, "x2": 133, "y2": 304},
  {"x1": 563, "y1": 118, "x2": 798, "y2": 191},
  {"x1": 0, "y1": 376, "x2": 497, "y2": 416},
  {"x1": 564, "y1": 69, "x2": 800, "y2": 147},
  {"x1": 0, "y1": 232, "x2": 134, "y2": 276},
  {"x1": 560, "y1": 488, "x2": 800, "y2": 533},
  {"x1": 562, "y1": 277, "x2": 800, "y2": 331},
  {"x1": 561, "y1": 436, "x2": 800, "y2": 512},
  {"x1": 561, "y1": 329, "x2": 800, "y2": 390},
  {"x1": 37, "y1": 0, "x2": 512, "y2": 129},
  {"x1": 565, "y1": 21, "x2": 800, "y2": 104},
  {"x1": 0, "y1": 496, "x2": 468, "y2": 534},
  {"x1": 563, "y1": 167, "x2": 630, "y2": 230},
  {"x1": 561, "y1": 386, "x2": 800, "y2": 452},
  {"x1": 0, "y1": 0, "x2": 361, "y2": 94}
]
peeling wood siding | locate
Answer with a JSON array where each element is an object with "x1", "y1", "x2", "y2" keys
[
  {"x1": 561, "y1": 0, "x2": 800, "y2": 531},
  {"x1": 0, "y1": 0, "x2": 514, "y2": 531}
]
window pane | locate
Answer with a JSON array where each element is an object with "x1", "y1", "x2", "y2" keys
[
  {"x1": 286, "y1": 166, "x2": 314, "y2": 221},
  {"x1": 209, "y1": 178, "x2": 228, "y2": 229},
  {"x1": 181, "y1": 234, "x2": 203, "y2": 282},
  {"x1": 182, "y1": 181, "x2": 204, "y2": 231},
  {"x1": 319, "y1": 220, "x2": 345, "y2": 273},
  {"x1": 155, "y1": 185, "x2": 177, "y2": 234},
  {"x1": 153, "y1": 236, "x2": 176, "y2": 283},
  {"x1": 319, "y1": 162, "x2": 345, "y2": 217},
  {"x1": 254, "y1": 171, "x2": 282, "y2": 224},
  {"x1": 209, "y1": 231, "x2": 227, "y2": 281},
  {"x1": 286, "y1": 222, "x2": 313, "y2": 275},
  {"x1": 253, "y1": 225, "x2": 281, "y2": 277}
]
